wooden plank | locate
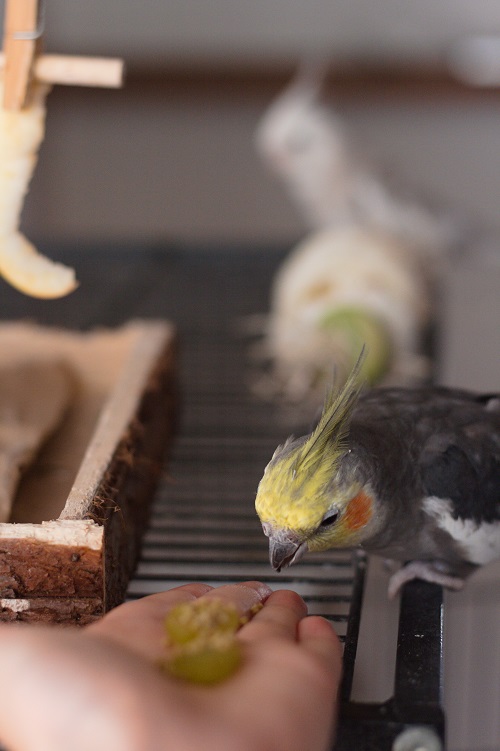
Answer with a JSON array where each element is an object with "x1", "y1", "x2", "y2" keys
[
  {"x1": 0, "y1": 52, "x2": 125, "y2": 88},
  {"x1": 0, "y1": 321, "x2": 178, "y2": 623},
  {"x1": 0, "y1": 596, "x2": 102, "y2": 624},
  {"x1": 61, "y1": 321, "x2": 176, "y2": 520},
  {"x1": 0, "y1": 532, "x2": 103, "y2": 599}
]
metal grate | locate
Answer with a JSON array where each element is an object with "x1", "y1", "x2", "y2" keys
[
  {"x1": 121, "y1": 248, "x2": 364, "y2": 646},
  {"x1": 127, "y1": 323, "x2": 362, "y2": 646}
]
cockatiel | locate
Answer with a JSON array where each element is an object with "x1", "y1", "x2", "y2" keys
[
  {"x1": 255, "y1": 354, "x2": 500, "y2": 597},
  {"x1": 257, "y1": 224, "x2": 433, "y2": 405},
  {"x1": 253, "y1": 66, "x2": 457, "y2": 403}
]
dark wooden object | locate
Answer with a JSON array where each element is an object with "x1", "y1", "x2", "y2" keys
[{"x1": 0, "y1": 319, "x2": 177, "y2": 624}]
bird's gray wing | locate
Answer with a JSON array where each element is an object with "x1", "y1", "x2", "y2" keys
[{"x1": 420, "y1": 418, "x2": 500, "y2": 525}]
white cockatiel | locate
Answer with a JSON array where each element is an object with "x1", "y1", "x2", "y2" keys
[
  {"x1": 253, "y1": 68, "x2": 455, "y2": 403},
  {"x1": 0, "y1": 77, "x2": 77, "y2": 298},
  {"x1": 257, "y1": 224, "x2": 433, "y2": 404}
]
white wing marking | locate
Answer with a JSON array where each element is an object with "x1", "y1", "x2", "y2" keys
[{"x1": 423, "y1": 496, "x2": 500, "y2": 565}]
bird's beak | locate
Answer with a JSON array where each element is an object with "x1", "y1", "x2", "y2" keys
[{"x1": 268, "y1": 533, "x2": 308, "y2": 572}]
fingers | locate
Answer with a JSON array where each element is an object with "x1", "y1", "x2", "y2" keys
[
  {"x1": 87, "y1": 583, "x2": 211, "y2": 661},
  {"x1": 237, "y1": 592, "x2": 341, "y2": 696},
  {"x1": 237, "y1": 589, "x2": 307, "y2": 645},
  {"x1": 91, "y1": 582, "x2": 213, "y2": 631},
  {"x1": 89, "y1": 580, "x2": 335, "y2": 670},
  {"x1": 298, "y1": 616, "x2": 343, "y2": 677},
  {"x1": 89, "y1": 581, "x2": 273, "y2": 662},
  {"x1": 222, "y1": 596, "x2": 341, "y2": 751},
  {"x1": 295, "y1": 616, "x2": 343, "y2": 746},
  {"x1": 195, "y1": 581, "x2": 273, "y2": 618}
]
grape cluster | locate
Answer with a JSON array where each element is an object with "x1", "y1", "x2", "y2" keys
[{"x1": 161, "y1": 598, "x2": 249, "y2": 684}]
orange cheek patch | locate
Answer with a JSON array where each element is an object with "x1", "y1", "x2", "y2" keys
[{"x1": 344, "y1": 491, "x2": 373, "y2": 531}]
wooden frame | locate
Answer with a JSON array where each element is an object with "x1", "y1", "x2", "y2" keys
[{"x1": 0, "y1": 320, "x2": 178, "y2": 624}]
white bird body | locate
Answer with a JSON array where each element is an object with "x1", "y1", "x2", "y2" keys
[
  {"x1": 264, "y1": 225, "x2": 432, "y2": 401},
  {"x1": 253, "y1": 68, "x2": 456, "y2": 402}
]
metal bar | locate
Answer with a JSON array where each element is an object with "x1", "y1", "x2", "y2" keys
[
  {"x1": 334, "y1": 579, "x2": 445, "y2": 750},
  {"x1": 393, "y1": 579, "x2": 445, "y2": 718},
  {"x1": 339, "y1": 551, "x2": 368, "y2": 703}
]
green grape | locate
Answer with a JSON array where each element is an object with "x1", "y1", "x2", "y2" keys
[
  {"x1": 166, "y1": 642, "x2": 242, "y2": 685},
  {"x1": 319, "y1": 306, "x2": 392, "y2": 385},
  {"x1": 161, "y1": 598, "x2": 244, "y2": 684},
  {"x1": 165, "y1": 598, "x2": 241, "y2": 645}
]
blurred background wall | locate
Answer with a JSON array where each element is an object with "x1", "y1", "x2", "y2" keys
[
  {"x1": 1, "y1": 3, "x2": 500, "y2": 750},
  {"x1": 1, "y1": 0, "x2": 499, "y2": 248}
]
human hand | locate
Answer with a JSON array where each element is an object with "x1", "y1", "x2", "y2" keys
[{"x1": 0, "y1": 582, "x2": 342, "y2": 751}]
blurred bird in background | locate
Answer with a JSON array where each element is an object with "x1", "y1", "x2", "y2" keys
[
  {"x1": 253, "y1": 64, "x2": 458, "y2": 406},
  {"x1": 255, "y1": 64, "x2": 453, "y2": 251},
  {"x1": 255, "y1": 353, "x2": 500, "y2": 597}
]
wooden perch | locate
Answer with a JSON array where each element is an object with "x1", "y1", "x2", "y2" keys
[
  {"x1": 2, "y1": 0, "x2": 124, "y2": 110},
  {"x1": 0, "y1": 53, "x2": 125, "y2": 91}
]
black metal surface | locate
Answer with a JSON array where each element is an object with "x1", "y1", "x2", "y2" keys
[
  {"x1": 0, "y1": 243, "x2": 445, "y2": 750},
  {"x1": 339, "y1": 550, "x2": 368, "y2": 704},
  {"x1": 121, "y1": 247, "x2": 359, "y2": 647},
  {"x1": 336, "y1": 580, "x2": 445, "y2": 750},
  {"x1": 395, "y1": 580, "x2": 444, "y2": 710}
]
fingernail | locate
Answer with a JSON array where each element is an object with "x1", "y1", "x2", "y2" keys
[{"x1": 238, "y1": 581, "x2": 273, "y2": 600}]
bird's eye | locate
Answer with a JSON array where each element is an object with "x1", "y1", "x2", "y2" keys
[{"x1": 320, "y1": 510, "x2": 339, "y2": 528}]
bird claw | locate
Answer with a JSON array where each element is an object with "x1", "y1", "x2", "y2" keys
[{"x1": 387, "y1": 561, "x2": 465, "y2": 599}]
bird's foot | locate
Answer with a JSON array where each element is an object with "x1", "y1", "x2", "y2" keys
[{"x1": 387, "y1": 561, "x2": 465, "y2": 599}]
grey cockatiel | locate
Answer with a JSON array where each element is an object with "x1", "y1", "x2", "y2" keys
[{"x1": 255, "y1": 355, "x2": 500, "y2": 597}]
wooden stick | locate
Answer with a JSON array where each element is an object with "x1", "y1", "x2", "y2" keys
[
  {"x1": 0, "y1": 53, "x2": 124, "y2": 89},
  {"x1": 2, "y1": 0, "x2": 40, "y2": 110}
]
